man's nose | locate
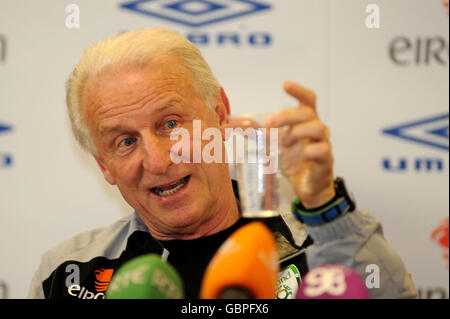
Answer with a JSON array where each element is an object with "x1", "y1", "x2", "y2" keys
[{"x1": 141, "y1": 134, "x2": 173, "y2": 175}]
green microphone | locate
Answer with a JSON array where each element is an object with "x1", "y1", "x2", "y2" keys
[{"x1": 106, "y1": 254, "x2": 184, "y2": 299}]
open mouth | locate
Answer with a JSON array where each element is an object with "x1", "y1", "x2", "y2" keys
[{"x1": 150, "y1": 175, "x2": 190, "y2": 196}]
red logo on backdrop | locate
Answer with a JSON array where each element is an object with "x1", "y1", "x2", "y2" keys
[
  {"x1": 431, "y1": 217, "x2": 449, "y2": 267},
  {"x1": 444, "y1": 0, "x2": 449, "y2": 15}
]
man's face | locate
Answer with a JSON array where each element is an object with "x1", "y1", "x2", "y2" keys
[{"x1": 81, "y1": 56, "x2": 232, "y2": 239}]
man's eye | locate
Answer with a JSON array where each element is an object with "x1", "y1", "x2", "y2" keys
[
  {"x1": 166, "y1": 120, "x2": 177, "y2": 129},
  {"x1": 119, "y1": 137, "x2": 136, "y2": 147}
]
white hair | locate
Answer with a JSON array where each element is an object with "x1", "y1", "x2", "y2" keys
[{"x1": 66, "y1": 28, "x2": 220, "y2": 154}]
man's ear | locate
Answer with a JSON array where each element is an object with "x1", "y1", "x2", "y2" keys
[
  {"x1": 94, "y1": 155, "x2": 116, "y2": 185},
  {"x1": 219, "y1": 86, "x2": 230, "y2": 117},
  {"x1": 214, "y1": 87, "x2": 231, "y2": 140}
]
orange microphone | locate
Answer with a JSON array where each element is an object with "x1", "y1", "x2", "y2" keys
[{"x1": 200, "y1": 222, "x2": 279, "y2": 299}]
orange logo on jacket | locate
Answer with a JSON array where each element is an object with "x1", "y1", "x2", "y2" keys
[
  {"x1": 431, "y1": 217, "x2": 449, "y2": 267},
  {"x1": 94, "y1": 269, "x2": 115, "y2": 292}
]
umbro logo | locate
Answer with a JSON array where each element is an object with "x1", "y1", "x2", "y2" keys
[
  {"x1": 382, "y1": 113, "x2": 449, "y2": 151},
  {"x1": 119, "y1": 0, "x2": 271, "y2": 28},
  {"x1": 0, "y1": 123, "x2": 12, "y2": 135},
  {"x1": 0, "y1": 122, "x2": 13, "y2": 168}
]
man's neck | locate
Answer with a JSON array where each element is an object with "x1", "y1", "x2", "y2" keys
[{"x1": 186, "y1": 200, "x2": 240, "y2": 240}]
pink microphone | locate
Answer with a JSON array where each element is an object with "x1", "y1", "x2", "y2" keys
[{"x1": 296, "y1": 264, "x2": 370, "y2": 299}]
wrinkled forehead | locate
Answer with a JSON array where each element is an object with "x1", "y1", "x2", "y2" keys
[{"x1": 80, "y1": 57, "x2": 200, "y2": 121}]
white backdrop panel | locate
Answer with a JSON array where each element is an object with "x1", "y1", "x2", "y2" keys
[{"x1": 0, "y1": 0, "x2": 448, "y2": 298}]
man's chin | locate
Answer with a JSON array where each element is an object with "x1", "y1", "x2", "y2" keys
[
  {"x1": 148, "y1": 205, "x2": 212, "y2": 239},
  {"x1": 167, "y1": 210, "x2": 206, "y2": 232},
  {"x1": 136, "y1": 192, "x2": 218, "y2": 239}
]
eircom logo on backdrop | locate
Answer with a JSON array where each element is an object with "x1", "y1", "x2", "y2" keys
[
  {"x1": 0, "y1": 280, "x2": 7, "y2": 299},
  {"x1": 0, "y1": 33, "x2": 6, "y2": 63},
  {"x1": 119, "y1": 0, "x2": 273, "y2": 47}
]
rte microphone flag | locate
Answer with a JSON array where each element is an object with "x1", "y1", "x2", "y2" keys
[
  {"x1": 106, "y1": 254, "x2": 184, "y2": 299},
  {"x1": 201, "y1": 221, "x2": 279, "y2": 299}
]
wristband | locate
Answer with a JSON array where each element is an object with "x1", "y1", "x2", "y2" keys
[{"x1": 291, "y1": 196, "x2": 351, "y2": 225}]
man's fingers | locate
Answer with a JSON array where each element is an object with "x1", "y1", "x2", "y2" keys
[
  {"x1": 283, "y1": 81, "x2": 317, "y2": 108},
  {"x1": 229, "y1": 116, "x2": 265, "y2": 130},
  {"x1": 303, "y1": 142, "x2": 333, "y2": 164},
  {"x1": 265, "y1": 107, "x2": 316, "y2": 128},
  {"x1": 281, "y1": 120, "x2": 329, "y2": 146}
]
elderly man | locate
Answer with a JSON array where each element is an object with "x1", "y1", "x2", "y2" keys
[{"x1": 29, "y1": 28, "x2": 416, "y2": 299}]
